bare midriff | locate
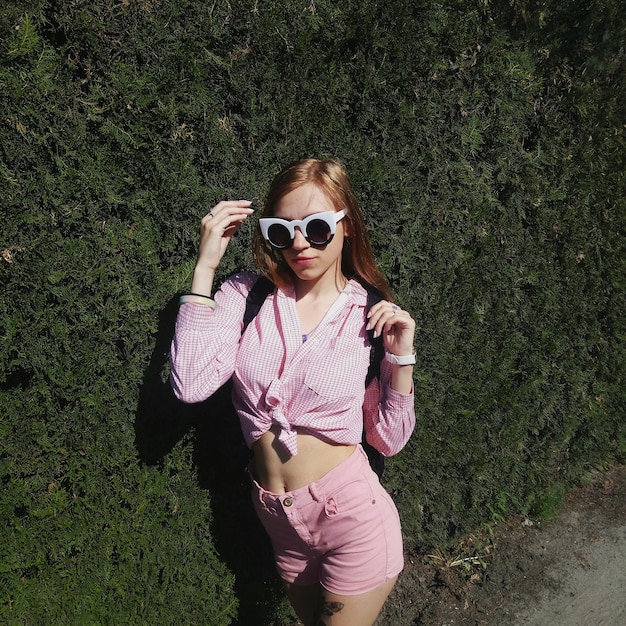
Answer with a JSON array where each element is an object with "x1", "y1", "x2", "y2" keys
[{"x1": 252, "y1": 426, "x2": 357, "y2": 494}]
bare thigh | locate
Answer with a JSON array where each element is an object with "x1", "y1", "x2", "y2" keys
[{"x1": 286, "y1": 576, "x2": 398, "y2": 626}]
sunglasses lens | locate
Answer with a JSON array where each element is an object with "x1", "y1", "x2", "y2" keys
[
  {"x1": 267, "y1": 223, "x2": 292, "y2": 249},
  {"x1": 306, "y1": 218, "x2": 332, "y2": 245}
]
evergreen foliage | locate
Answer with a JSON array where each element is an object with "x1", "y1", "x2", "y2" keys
[{"x1": 1, "y1": 0, "x2": 624, "y2": 622}]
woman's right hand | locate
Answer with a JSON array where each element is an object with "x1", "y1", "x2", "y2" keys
[{"x1": 191, "y1": 200, "x2": 254, "y2": 295}]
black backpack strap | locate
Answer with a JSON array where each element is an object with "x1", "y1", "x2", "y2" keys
[
  {"x1": 362, "y1": 288, "x2": 386, "y2": 478},
  {"x1": 242, "y1": 276, "x2": 275, "y2": 335},
  {"x1": 365, "y1": 290, "x2": 384, "y2": 387}
]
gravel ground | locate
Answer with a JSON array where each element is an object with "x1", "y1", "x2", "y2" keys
[{"x1": 376, "y1": 463, "x2": 626, "y2": 626}]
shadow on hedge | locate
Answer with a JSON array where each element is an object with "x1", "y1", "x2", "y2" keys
[{"x1": 134, "y1": 295, "x2": 283, "y2": 625}]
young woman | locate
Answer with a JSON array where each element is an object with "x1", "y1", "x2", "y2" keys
[{"x1": 170, "y1": 159, "x2": 416, "y2": 625}]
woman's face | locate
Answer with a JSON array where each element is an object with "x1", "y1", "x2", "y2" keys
[{"x1": 273, "y1": 183, "x2": 348, "y2": 286}]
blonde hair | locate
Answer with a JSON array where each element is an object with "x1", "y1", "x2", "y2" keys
[{"x1": 253, "y1": 159, "x2": 392, "y2": 300}]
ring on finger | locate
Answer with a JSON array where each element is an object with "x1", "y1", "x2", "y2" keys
[
  {"x1": 209, "y1": 208, "x2": 216, "y2": 218},
  {"x1": 391, "y1": 304, "x2": 400, "y2": 314}
]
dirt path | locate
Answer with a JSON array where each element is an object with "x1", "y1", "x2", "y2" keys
[
  {"x1": 377, "y1": 463, "x2": 626, "y2": 625},
  {"x1": 508, "y1": 489, "x2": 626, "y2": 626}
]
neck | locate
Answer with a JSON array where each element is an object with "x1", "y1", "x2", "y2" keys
[{"x1": 293, "y1": 267, "x2": 348, "y2": 302}]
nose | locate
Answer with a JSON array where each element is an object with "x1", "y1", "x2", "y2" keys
[{"x1": 291, "y1": 228, "x2": 309, "y2": 250}]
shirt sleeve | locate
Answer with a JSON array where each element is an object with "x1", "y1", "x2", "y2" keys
[
  {"x1": 362, "y1": 358, "x2": 416, "y2": 456},
  {"x1": 169, "y1": 272, "x2": 258, "y2": 403}
]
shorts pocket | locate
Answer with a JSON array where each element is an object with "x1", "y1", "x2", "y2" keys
[{"x1": 324, "y1": 475, "x2": 375, "y2": 520}]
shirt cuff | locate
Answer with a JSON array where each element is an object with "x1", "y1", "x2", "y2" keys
[{"x1": 383, "y1": 384, "x2": 415, "y2": 406}]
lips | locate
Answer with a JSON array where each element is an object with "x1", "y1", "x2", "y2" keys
[{"x1": 292, "y1": 257, "x2": 315, "y2": 266}]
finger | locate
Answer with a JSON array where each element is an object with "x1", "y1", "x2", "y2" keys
[
  {"x1": 367, "y1": 300, "x2": 392, "y2": 319},
  {"x1": 211, "y1": 205, "x2": 254, "y2": 229},
  {"x1": 368, "y1": 300, "x2": 403, "y2": 317},
  {"x1": 201, "y1": 206, "x2": 254, "y2": 236},
  {"x1": 204, "y1": 200, "x2": 252, "y2": 221},
  {"x1": 368, "y1": 309, "x2": 399, "y2": 338},
  {"x1": 222, "y1": 218, "x2": 248, "y2": 239},
  {"x1": 379, "y1": 311, "x2": 408, "y2": 338},
  {"x1": 377, "y1": 309, "x2": 415, "y2": 340},
  {"x1": 367, "y1": 300, "x2": 399, "y2": 324},
  {"x1": 383, "y1": 314, "x2": 416, "y2": 346}
]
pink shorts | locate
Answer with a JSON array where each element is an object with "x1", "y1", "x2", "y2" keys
[{"x1": 250, "y1": 445, "x2": 404, "y2": 595}]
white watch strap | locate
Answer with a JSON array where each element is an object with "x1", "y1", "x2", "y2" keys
[{"x1": 385, "y1": 351, "x2": 416, "y2": 365}]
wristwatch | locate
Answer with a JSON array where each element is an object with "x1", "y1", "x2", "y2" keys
[{"x1": 384, "y1": 350, "x2": 417, "y2": 366}]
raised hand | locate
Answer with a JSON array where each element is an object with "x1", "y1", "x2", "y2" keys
[
  {"x1": 366, "y1": 300, "x2": 416, "y2": 394},
  {"x1": 366, "y1": 300, "x2": 415, "y2": 358},
  {"x1": 191, "y1": 200, "x2": 254, "y2": 296}
]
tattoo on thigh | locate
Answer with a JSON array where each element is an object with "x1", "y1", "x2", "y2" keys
[{"x1": 314, "y1": 600, "x2": 344, "y2": 624}]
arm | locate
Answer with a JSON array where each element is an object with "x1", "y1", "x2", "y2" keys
[
  {"x1": 189, "y1": 199, "x2": 254, "y2": 297},
  {"x1": 170, "y1": 273, "x2": 257, "y2": 403},
  {"x1": 170, "y1": 199, "x2": 255, "y2": 403},
  {"x1": 363, "y1": 362, "x2": 416, "y2": 456},
  {"x1": 363, "y1": 299, "x2": 417, "y2": 455}
]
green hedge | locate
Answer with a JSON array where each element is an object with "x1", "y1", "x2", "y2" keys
[{"x1": 2, "y1": 0, "x2": 624, "y2": 623}]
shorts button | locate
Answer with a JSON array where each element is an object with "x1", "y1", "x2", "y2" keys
[{"x1": 283, "y1": 497, "x2": 293, "y2": 507}]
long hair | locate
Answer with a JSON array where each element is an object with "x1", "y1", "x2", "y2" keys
[{"x1": 253, "y1": 159, "x2": 392, "y2": 301}]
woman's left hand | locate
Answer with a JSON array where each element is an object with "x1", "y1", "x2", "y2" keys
[{"x1": 366, "y1": 301, "x2": 416, "y2": 359}]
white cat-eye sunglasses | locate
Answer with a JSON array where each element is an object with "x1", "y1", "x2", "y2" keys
[{"x1": 259, "y1": 210, "x2": 346, "y2": 250}]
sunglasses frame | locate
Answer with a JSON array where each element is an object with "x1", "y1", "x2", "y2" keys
[{"x1": 259, "y1": 209, "x2": 347, "y2": 250}]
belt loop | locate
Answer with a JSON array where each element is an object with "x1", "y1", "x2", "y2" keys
[
  {"x1": 308, "y1": 482, "x2": 322, "y2": 502},
  {"x1": 251, "y1": 476, "x2": 269, "y2": 508},
  {"x1": 255, "y1": 484, "x2": 265, "y2": 507}
]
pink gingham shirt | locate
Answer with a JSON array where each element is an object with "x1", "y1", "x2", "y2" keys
[{"x1": 170, "y1": 272, "x2": 415, "y2": 458}]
